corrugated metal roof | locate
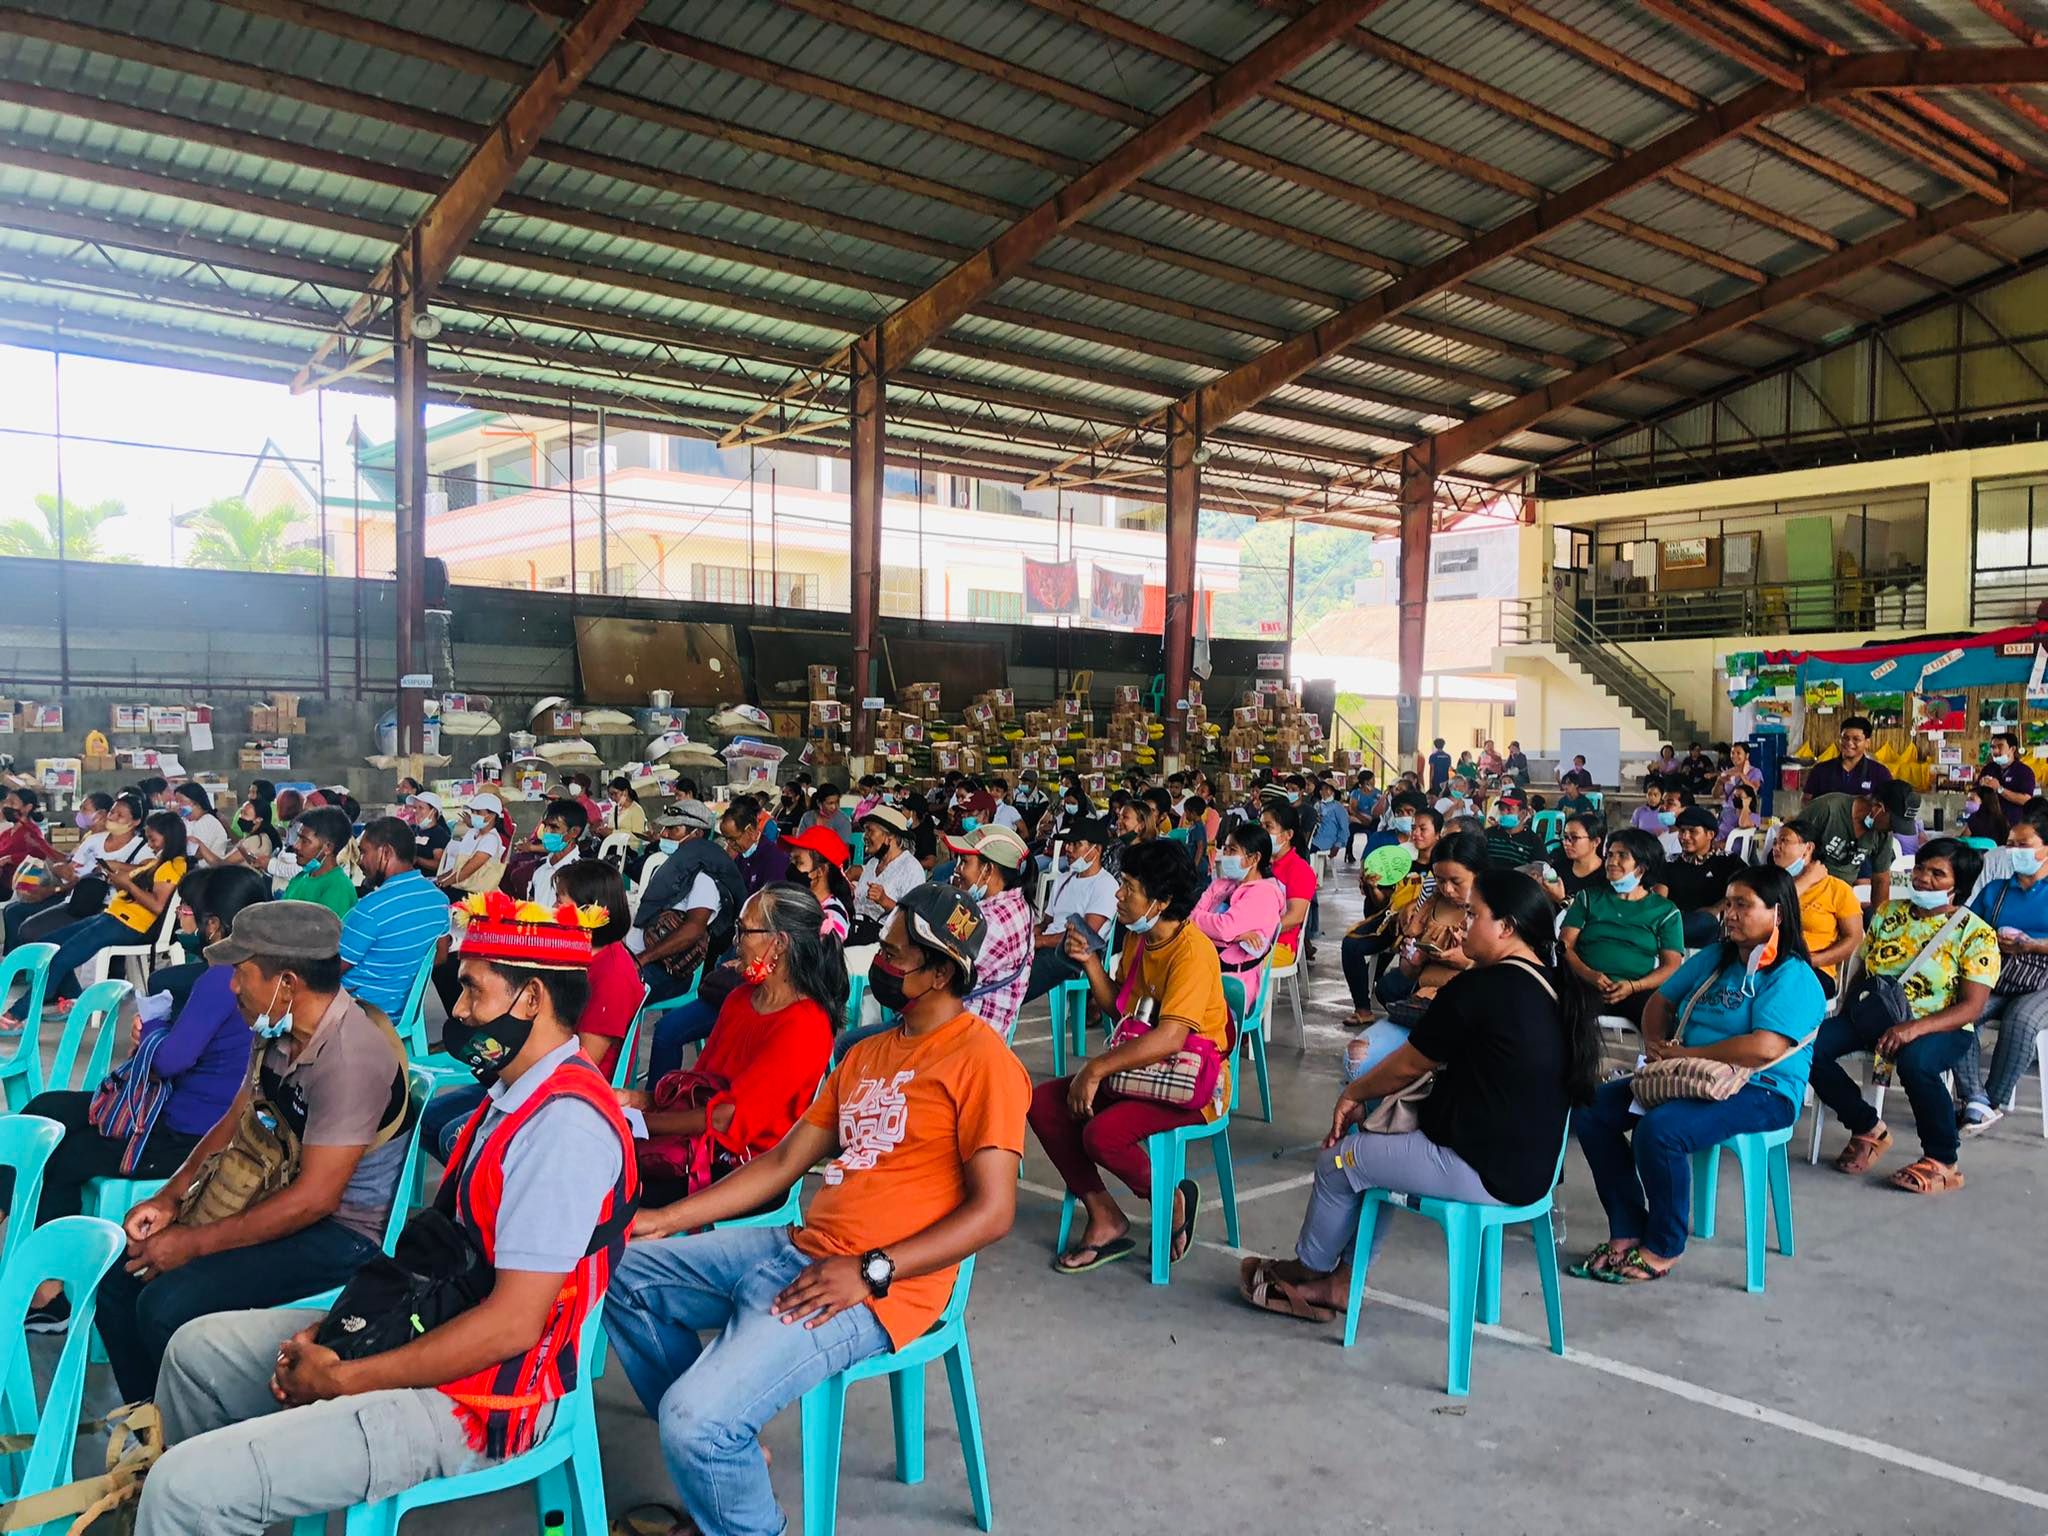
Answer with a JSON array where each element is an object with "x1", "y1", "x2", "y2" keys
[{"x1": 0, "y1": 0, "x2": 2042, "y2": 513}]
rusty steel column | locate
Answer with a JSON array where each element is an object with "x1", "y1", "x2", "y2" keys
[
  {"x1": 393, "y1": 254, "x2": 430, "y2": 756},
  {"x1": 1162, "y1": 400, "x2": 1200, "y2": 766},
  {"x1": 849, "y1": 331, "x2": 884, "y2": 758},
  {"x1": 1396, "y1": 448, "x2": 1434, "y2": 767}
]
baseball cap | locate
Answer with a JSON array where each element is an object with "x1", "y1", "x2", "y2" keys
[
  {"x1": 782, "y1": 823, "x2": 851, "y2": 868},
  {"x1": 659, "y1": 801, "x2": 717, "y2": 832},
  {"x1": 859, "y1": 804, "x2": 911, "y2": 836},
  {"x1": 410, "y1": 792, "x2": 445, "y2": 814},
  {"x1": 1064, "y1": 816, "x2": 1113, "y2": 851},
  {"x1": 205, "y1": 900, "x2": 343, "y2": 967},
  {"x1": 895, "y1": 883, "x2": 986, "y2": 985},
  {"x1": 1674, "y1": 806, "x2": 1719, "y2": 833},
  {"x1": 945, "y1": 824, "x2": 1028, "y2": 870},
  {"x1": 468, "y1": 792, "x2": 504, "y2": 816}
]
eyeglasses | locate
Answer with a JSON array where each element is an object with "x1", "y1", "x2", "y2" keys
[{"x1": 735, "y1": 925, "x2": 775, "y2": 936}]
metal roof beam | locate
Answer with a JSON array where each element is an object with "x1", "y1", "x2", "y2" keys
[
  {"x1": 291, "y1": 0, "x2": 647, "y2": 390},
  {"x1": 865, "y1": 0, "x2": 1389, "y2": 370},
  {"x1": 1411, "y1": 185, "x2": 2029, "y2": 474}
]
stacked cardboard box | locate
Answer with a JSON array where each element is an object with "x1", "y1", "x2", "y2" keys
[
  {"x1": 806, "y1": 666, "x2": 847, "y2": 768},
  {"x1": 249, "y1": 691, "x2": 307, "y2": 736}
]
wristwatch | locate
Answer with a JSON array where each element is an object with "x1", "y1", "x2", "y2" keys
[{"x1": 860, "y1": 1249, "x2": 895, "y2": 1298}]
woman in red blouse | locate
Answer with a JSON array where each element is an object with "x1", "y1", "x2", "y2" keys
[
  {"x1": 1261, "y1": 796, "x2": 1320, "y2": 966},
  {"x1": 622, "y1": 881, "x2": 845, "y2": 1209},
  {"x1": 0, "y1": 787, "x2": 56, "y2": 899}
]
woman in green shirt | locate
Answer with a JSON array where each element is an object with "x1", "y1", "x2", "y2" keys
[
  {"x1": 1562, "y1": 826, "x2": 1684, "y2": 1024},
  {"x1": 279, "y1": 805, "x2": 357, "y2": 919}
]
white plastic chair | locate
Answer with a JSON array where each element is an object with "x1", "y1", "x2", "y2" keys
[
  {"x1": 1724, "y1": 828, "x2": 1757, "y2": 865},
  {"x1": 1268, "y1": 949, "x2": 1305, "y2": 1050},
  {"x1": 82, "y1": 891, "x2": 182, "y2": 991},
  {"x1": 627, "y1": 848, "x2": 669, "y2": 922},
  {"x1": 597, "y1": 830, "x2": 632, "y2": 871},
  {"x1": 1034, "y1": 840, "x2": 1063, "y2": 913},
  {"x1": 1310, "y1": 850, "x2": 1333, "y2": 887}
]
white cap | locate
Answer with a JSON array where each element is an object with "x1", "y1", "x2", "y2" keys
[
  {"x1": 468, "y1": 792, "x2": 504, "y2": 815},
  {"x1": 410, "y1": 792, "x2": 445, "y2": 813}
]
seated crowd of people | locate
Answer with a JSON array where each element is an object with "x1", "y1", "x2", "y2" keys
[{"x1": 0, "y1": 725, "x2": 2033, "y2": 1536}]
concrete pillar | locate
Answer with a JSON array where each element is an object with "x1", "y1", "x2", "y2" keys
[
  {"x1": 1924, "y1": 470, "x2": 1973, "y2": 630},
  {"x1": 1162, "y1": 401, "x2": 1200, "y2": 766},
  {"x1": 849, "y1": 331, "x2": 884, "y2": 757},
  {"x1": 1396, "y1": 449, "x2": 1434, "y2": 763}
]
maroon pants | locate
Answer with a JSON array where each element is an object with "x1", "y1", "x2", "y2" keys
[{"x1": 1029, "y1": 1076, "x2": 1204, "y2": 1200}]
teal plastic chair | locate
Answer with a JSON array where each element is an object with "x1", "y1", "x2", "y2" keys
[
  {"x1": 0, "y1": 945, "x2": 57, "y2": 1111},
  {"x1": 640, "y1": 972, "x2": 701, "y2": 1018},
  {"x1": 715, "y1": 1180, "x2": 804, "y2": 1232},
  {"x1": 1055, "y1": 1028, "x2": 1241, "y2": 1285},
  {"x1": 1529, "y1": 809, "x2": 1564, "y2": 848},
  {"x1": 1144, "y1": 671, "x2": 1166, "y2": 715},
  {"x1": 609, "y1": 987, "x2": 652, "y2": 1091},
  {"x1": 0, "y1": 1216, "x2": 126, "y2": 1536},
  {"x1": 1961, "y1": 835, "x2": 1999, "y2": 852},
  {"x1": 0, "y1": 1118, "x2": 66, "y2": 1271},
  {"x1": 1224, "y1": 966, "x2": 1274, "y2": 1124},
  {"x1": 298, "y1": 1067, "x2": 436, "y2": 1311},
  {"x1": 1341, "y1": 1128, "x2": 1568, "y2": 1396},
  {"x1": 1047, "y1": 978, "x2": 1090, "y2": 1075},
  {"x1": 845, "y1": 973, "x2": 868, "y2": 1034},
  {"x1": 45, "y1": 980, "x2": 133, "y2": 1096},
  {"x1": 290, "y1": 1301, "x2": 610, "y2": 1536},
  {"x1": 847, "y1": 831, "x2": 865, "y2": 869},
  {"x1": 800, "y1": 1255, "x2": 990, "y2": 1536},
  {"x1": 389, "y1": 946, "x2": 440, "y2": 1062},
  {"x1": 1688, "y1": 1121, "x2": 1796, "y2": 1293}
]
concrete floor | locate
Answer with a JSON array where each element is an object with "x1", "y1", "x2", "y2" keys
[{"x1": 65, "y1": 875, "x2": 2048, "y2": 1533}]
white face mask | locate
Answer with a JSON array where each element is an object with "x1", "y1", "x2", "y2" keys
[{"x1": 251, "y1": 975, "x2": 293, "y2": 1040}]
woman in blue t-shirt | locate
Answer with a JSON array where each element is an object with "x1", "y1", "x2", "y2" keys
[{"x1": 1571, "y1": 864, "x2": 1823, "y2": 1285}]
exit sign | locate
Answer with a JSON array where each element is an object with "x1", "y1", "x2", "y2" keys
[{"x1": 1257, "y1": 620, "x2": 1286, "y2": 635}]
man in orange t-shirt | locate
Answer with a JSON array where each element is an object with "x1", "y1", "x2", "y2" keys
[{"x1": 604, "y1": 883, "x2": 1030, "y2": 1536}]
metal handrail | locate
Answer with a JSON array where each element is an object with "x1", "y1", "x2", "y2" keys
[
  {"x1": 1330, "y1": 710, "x2": 1399, "y2": 778},
  {"x1": 1499, "y1": 595, "x2": 1686, "y2": 738}
]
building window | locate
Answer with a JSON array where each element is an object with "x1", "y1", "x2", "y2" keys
[
  {"x1": 671, "y1": 437, "x2": 749, "y2": 478},
  {"x1": 880, "y1": 565, "x2": 923, "y2": 617},
  {"x1": 884, "y1": 468, "x2": 934, "y2": 501},
  {"x1": 436, "y1": 473, "x2": 477, "y2": 511},
  {"x1": 1974, "y1": 476, "x2": 2048, "y2": 623},
  {"x1": 541, "y1": 574, "x2": 568, "y2": 590},
  {"x1": 689, "y1": 563, "x2": 817, "y2": 608},
  {"x1": 484, "y1": 446, "x2": 532, "y2": 501},
  {"x1": 967, "y1": 589, "x2": 1022, "y2": 622},
  {"x1": 975, "y1": 482, "x2": 1023, "y2": 518}
]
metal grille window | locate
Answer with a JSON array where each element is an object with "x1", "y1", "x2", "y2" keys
[
  {"x1": 967, "y1": 589, "x2": 1022, "y2": 622},
  {"x1": 880, "y1": 564, "x2": 923, "y2": 617},
  {"x1": 1973, "y1": 476, "x2": 2048, "y2": 623}
]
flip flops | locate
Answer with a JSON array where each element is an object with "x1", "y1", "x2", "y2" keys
[
  {"x1": 1171, "y1": 1178, "x2": 1200, "y2": 1265},
  {"x1": 1052, "y1": 1235, "x2": 1134, "y2": 1274}
]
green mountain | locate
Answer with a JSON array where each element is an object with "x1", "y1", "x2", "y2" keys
[{"x1": 1196, "y1": 507, "x2": 1386, "y2": 640}]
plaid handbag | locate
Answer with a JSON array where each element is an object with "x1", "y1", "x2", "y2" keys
[
  {"x1": 1630, "y1": 968, "x2": 1818, "y2": 1109},
  {"x1": 1988, "y1": 882, "x2": 2048, "y2": 996},
  {"x1": 1099, "y1": 939, "x2": 1226, "y2": 1111}
]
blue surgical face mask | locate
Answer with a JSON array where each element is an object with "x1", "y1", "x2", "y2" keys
[
  {"x1": 1218, "y1": 854, "x2": 1247, "y2": 881},
  {"x1": 250, "y1": 976, "x2": 292, "y2": 1040},
  {"x1": 540, "y1": 832, "x2": 568, "y2": 854},
  {"x1": 1783, "y1": 855, "x2": 1808, "y2": 878},
  {"x1": 1125, "y1": 907, "x2": 1160, "y2": 935},
  {"x1": 961, "y1": 817, "x2": 981, "y2": 833},
  {"x1": 1498, "y1": 814, "x2": 1520, "y2": 829},
  {"x1": 1387, "y1": 815, "x2": 1414, "y2": 834},
  {"x1": 1611, "y1": 871, "x2": 1642, "y2": 895},
  {"x1": 1907, "y1": 885, "x2": 1950, "y2": 910},
  {"x1": 1863, "y1": 814, "x2": 1876, "y2": 830},
  {"x1": 1063, "y1": 801, "x2": 1079, "y2": 816},
  {"x1": 2013, "y1": 847, "x2": 2044, "y2": 877},
  {"x1": 658, "y1": 837, "x2": 681, "y2": 855},
  {"x1": 1657, "y1": 810, "x2": 1678, "y2": 827}
]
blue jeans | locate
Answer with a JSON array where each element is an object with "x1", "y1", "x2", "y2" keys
[
  {"x1": 648, "y1": 997, "x2": 719, "y2": 1084},
  {"x1": 605, "y1": 1224, "x2": 891, "y2": 1536},
  {"x1": 1575, "y1": 1078, "x2": 1795, "y2": 1260},
  {"x1": 95, "y1": 1216, "x2": 383, "y2": 1402},
  {"x1": 1808, "y1": 1009, "x2": 1974, "y2": 1165},
  {"x1": 39, "y1": 912, "x2": 143, "y2": 999},
  {"x1": 423, "y1": 1082, "x2": 488, "y2": 1163},
  {"x1": 1342, "y1": 1019, "x2": 1410, "y2": 1084}
]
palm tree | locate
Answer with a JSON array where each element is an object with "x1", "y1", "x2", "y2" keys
[
  {"x1": 0, "y1": 494, "x2": 133, "y2": 562},
  {"x1": 178, "y1": 496, "x2": 324, "y2": 574}
]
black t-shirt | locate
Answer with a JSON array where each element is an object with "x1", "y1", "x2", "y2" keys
[
  {"x1": 1660, "y1": 852, "x2": 1744, "y2": 914},
  {"x1": 1558, "y1": 862, "x2": 1610, "y2": 901},
  {"x1": 912, "y1": 818, "x2": 939, "y2": 864},
  {"x1": 1407, "y1": 962, "x2": 1571, "y2": 1206},
  {"x1": 413, "y1": 819, "x2": 451, "y2": 868}
]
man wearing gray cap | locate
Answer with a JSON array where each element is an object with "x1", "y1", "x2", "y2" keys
[
  {"x1": 633, "y1": 800, "x2": 746, "y2": 1017},
  {"x1": 93, "y1": 900, "x2": 412, "y2": 1403}
]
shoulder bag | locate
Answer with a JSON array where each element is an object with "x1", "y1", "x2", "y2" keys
[
  {"x1": 1363, "y1": 957, "x2": 1558, "y2": 1135},
  {"x1": 1838, "y1": 903, "x2": 1973, "y2": 1043},
  {"x1": 1987, "y1": 882, "x2": 2048, "y2": 996},
  {"x1": 175, "y1": 1004, "x2": 410, "y2": 1229},
  {"x1": 1630, "y1": 964, "x2": 1820, "y2": 1109},
  {"x1": 1100, "y1": 940, "x2": 1226, "y2": 1111}
]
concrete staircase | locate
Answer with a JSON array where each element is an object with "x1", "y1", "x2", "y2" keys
[{"x1": 1503, "y1": 597, "x2": 1709, "y2": 746}]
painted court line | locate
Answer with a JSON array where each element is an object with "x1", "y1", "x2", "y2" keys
[{"x1": 1013, "y1": 1179, "x2": 2048, "y2": 1515}]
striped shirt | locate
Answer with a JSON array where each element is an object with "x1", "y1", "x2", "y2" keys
[{"x1": 339, "y1": 869, "x2": 451, "y2": 1020}]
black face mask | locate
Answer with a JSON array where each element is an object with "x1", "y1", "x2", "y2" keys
[
  {"x1": 1, "y1": 809, "x2": 17, "y2": 823},
  {"x1": 867, "y1": 957, "x2": 921, "y2": 1015},
  {"x1": 440, "y1": 998, "x2": 537, "y2": 1085}
]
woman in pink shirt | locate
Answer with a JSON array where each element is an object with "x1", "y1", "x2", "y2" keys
[
  {"x1": 1190, "y1": 823, "x2": 1286, "y2": 1016},
  {"x1": 1260, "y1": 797, "x2": 1319, "y2": 966}
]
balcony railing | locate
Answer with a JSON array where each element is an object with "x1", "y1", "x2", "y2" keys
[{"x1": 1507, "y1": 572, "x2": 1926, "y2": 646}]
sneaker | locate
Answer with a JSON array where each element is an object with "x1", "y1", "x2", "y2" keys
[
  {"x1": 1961, "y1": 1103, "x2": 2003, "y2": 1138},
  {"x1": 24, "y1": 1294, "x2": 69, "y2": 1335}
]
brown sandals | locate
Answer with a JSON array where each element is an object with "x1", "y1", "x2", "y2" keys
[
  {"x1": 1888, "y1": 1157, "x2": 1964, "y2": 1195},
  {"x1": 1833, "y1": 1127, "x2": 1892, "y2": 1175},
  {"x1": 1238, "y1": 1257, "x2": 1338, "y2": 1322}
]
